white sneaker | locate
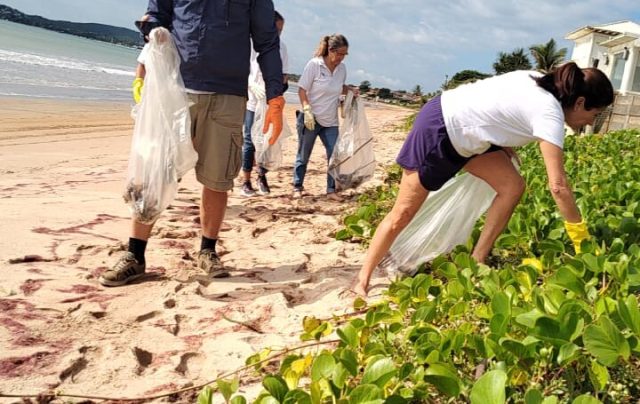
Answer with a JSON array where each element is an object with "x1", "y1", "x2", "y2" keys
[{"x1": 241, "y1": 181, "x2": 256, "y2": 197}]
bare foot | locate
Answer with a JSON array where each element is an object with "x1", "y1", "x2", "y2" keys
[{"x1": 326, "y1": 192, "x2": 343, "y2": 202}]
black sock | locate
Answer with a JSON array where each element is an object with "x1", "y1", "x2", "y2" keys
[
  {"x1": 128, "y1": 237, "x2": 147, "y2": 264},
  {"x1": 201, "y1": 236, "x2": 217, "y2": 252}
]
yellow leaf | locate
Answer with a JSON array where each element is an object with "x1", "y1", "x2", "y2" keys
[
  {"x1": 291, "y1": 358, "x2": 307, "y2": 374},
  {"x1": 303, "y1": 316, "x2": 320, "y2": 332},
  {"x1": 522, "y1": 258, "x2": 543, "y2": 272}
]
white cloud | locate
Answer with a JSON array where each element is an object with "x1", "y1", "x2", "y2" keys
[{"x1": 278, "y1": 0, "x2": 639, "y2": 91}]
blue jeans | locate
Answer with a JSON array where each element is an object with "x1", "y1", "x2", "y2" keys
[
  {"x1": 293, "y1": 111, "x2": 339, "y2": 193},
  {"x1": 242, "y1": 109, "x2": 267, "y2": 175}
]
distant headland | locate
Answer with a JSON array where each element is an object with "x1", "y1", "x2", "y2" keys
[{"x1": 0, "y1": 4, "x2": 143, "y2": 48}]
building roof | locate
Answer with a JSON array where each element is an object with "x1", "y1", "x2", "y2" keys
[
  {"x1": 565, "y1": 20, "x2": 640, "y2": 40},
  {"x1": 600, "y1": 32, "x2": 639, "y2": 47}
]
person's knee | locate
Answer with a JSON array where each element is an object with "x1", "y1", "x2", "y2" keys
[{"x1": 499, "y1": 175, "x2": 525, "y2": 202}]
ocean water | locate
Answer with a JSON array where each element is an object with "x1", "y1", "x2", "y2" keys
[
  {"x1": 0, "y1": 20, "x2": 298, "y2": 103},
  {"x1": 0, "y1": 20, "x2": 138, "y2": 101}
]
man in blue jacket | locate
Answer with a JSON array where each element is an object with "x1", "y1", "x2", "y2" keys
[{"x1": 100, "y1": 0, "x2": 285, "y2": 286}]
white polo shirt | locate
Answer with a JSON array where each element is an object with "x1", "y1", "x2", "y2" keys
[
  {"x1": 298, "y1": 56, "x2": 346, "y2": 127},
  {"x1": 441, "y1": 70, "x2": 565, "y2": 157},
  {"x1": 246, "y1": 40, "x2": 289, "y2": 111}
]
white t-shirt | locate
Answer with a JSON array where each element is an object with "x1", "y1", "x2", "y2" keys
[
  {"x1": 246, "y1": 40, "x2": 289, "y2": 111},
  {"x1": 441, "y1": 70, "x2": 565, "y2": 157},
  {"x1": 298, "y1": 57, "x2": 346, "y2": 127},
  {"x1": 137, "y1": 43, "x2": 150, "y2": 64}
]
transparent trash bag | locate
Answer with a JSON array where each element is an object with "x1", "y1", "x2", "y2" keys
[
  {"x1": 378, "y1": 173, "x2": 496, "y2": 277},
  {"x1": 251, "y1": 98, "x2": 292, "y2": 171},
  {"x1": 328, "y1": 92, "x2": 376, "y2": 190},
  {"x1": 123, "y1": 27, "x2": 198, "y2": 224}
]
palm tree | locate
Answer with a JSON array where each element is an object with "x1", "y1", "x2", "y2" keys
[
  {"x1": 493, "y1": 48, "x2": 532, "y2": 75},
  {"x1": 529, "y1": 39, "x2": 567, "y2": 73}
]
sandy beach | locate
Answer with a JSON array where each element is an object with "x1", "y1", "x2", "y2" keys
[{"x1": 0, "y1": 96, "x2": 413, "y2": 402}]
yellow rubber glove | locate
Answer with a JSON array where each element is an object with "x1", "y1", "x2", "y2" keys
[
  {"x1": 263, "y1": 95, "x2": 285, "y2": 145},
  {"x1": 132, "y1": 77, "x2": 144, "y2": 104},
  {"x1": 303, "y1": 104, "x2": 315, "y2": 131},
  {"x1": 565, "y1": 220, "x2": 590, "y2": 254}
]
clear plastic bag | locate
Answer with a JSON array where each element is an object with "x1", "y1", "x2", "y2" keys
[
  {"x1": 328, "y1": 92, "x2": 376, "y2": 190},
  {"x1": 378, "y1": 173, "x2": 496, "y2": 277},
  {"x1": 251, "y1": 98, "x2": 292, "y2": 171},
  {"x1": 123, "y1": 28, "x2": 198, "y2": 224}
]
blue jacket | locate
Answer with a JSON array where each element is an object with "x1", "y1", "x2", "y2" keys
[{"x1": 146, "y1": 0, "x2": 283, "y2": 100}]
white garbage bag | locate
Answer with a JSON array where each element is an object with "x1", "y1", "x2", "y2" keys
[
  {"x1": 123, "y1": 27, "x2": 198, "y2": 224},
  {"x1": 378, "y1": 173, "x2": 496, "y2": 277},
  {"x1": 251, "y1": 98, "x2": 292, "y2": 171},
  {"x1": 329, "y1": 92, "x2": 376, "y2": 190}
]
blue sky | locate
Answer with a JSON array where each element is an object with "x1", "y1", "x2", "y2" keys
[{"x1": 3, "y1": 0, "x2": 639, "y2": 92}]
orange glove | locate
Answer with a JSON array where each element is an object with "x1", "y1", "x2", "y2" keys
[{"x1": 263, "y1": 95, "x2": 285, "y2": 145}]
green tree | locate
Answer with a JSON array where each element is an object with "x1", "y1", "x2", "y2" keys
[
  {"x1": 529, "y1": 38, "x2": 567, "y2": 73},
  {"x1": 359, "y1": 80, "x2": 371, "y2": 93},
  {"x1": 444, "y1": 70, "x2": 491, "y2": 90},
  {"x1": 493, "y1": 48, "x2": 532, "y2": 74},
  {"x1": 413, "y1": 84, "x2": 422, "y2": 96},
  {"x1": 377, "y1": 88, "x2": 392, "y2": 99}
]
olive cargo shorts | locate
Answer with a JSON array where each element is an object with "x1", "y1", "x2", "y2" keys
[{"x1": 189, "y1": 93, "x2": 247, "y2": 192}]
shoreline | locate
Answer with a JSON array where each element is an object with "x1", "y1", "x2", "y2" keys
[
  {"x1": 0, "y1": 93, "x2": 134, "y2": 103},
  {"x1": 0, "y1": 94, "x2": 132, "y2": 104}
]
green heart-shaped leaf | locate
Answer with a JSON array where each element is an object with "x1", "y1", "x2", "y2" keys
[
  {"x1": 470, "y1": 369, "x2": 507, "y2": 404},
  {"x1": 583, "y1": 317, "x2": 630, "y2": 366}
]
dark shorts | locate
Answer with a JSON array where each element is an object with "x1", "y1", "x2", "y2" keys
[{"x1": 396, "y1": 95, "x2": 501, "y2": 191}]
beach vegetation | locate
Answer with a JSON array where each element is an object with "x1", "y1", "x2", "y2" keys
[
  {"x1": 444, "y1": 70, "x2": 492, "y2": 90},
  {"x1": 199, "y1": 129, "x2": 640, "y2": 402}
]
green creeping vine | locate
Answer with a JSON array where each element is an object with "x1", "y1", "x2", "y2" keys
[{"x1": 199, "y1": 130, "x2": 640, "y2": 403}]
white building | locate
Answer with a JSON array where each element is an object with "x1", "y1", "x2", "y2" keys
[
  {"x1": 566, "y1": 21, "x2": 640, "y2": 130},
  {"x1": 566, "y1": 20, "x2": 640, "y2": 94}
]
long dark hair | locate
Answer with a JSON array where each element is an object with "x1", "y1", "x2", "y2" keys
[
  {"x1": 314, "y1": 34, "x2": 349, "y2": 57},
  {"x1": 534, "y1": 62, "x2": 614, "y2": 109}
]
